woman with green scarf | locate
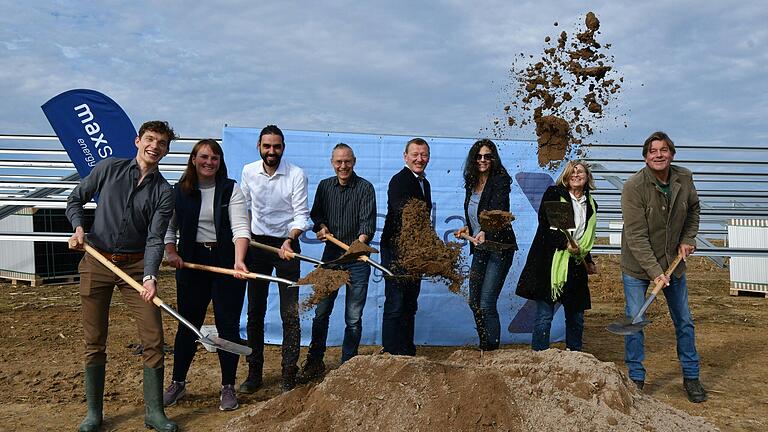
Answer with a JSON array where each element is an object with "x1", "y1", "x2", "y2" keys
[{"x1": 515, "y1": 160, "x2": 598, "y2": 351}]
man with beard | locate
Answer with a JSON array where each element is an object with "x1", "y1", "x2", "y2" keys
[{"x1": 239, "y1": 124, "x2": 311, "y2": 392}]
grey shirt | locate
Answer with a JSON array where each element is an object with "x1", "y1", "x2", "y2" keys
[{"x1": 66, "y1": 157, "x2": 174, "y2": 277}]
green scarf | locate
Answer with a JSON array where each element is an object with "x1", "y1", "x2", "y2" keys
[{"x1": 550, "y1": 194, "x2": 596, "y2": 301}]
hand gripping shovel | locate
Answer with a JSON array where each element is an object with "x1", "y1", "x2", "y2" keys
[
  {"x1": 174, "y1": 261, "x2": 303, "y2": 287},
  {"x1": 324, "y1": 233, "x2": 394, "y2": 276},
  {"x1": 542, "y1": 201, "x2": 579, "y2": 249},
  {"x1": 458, "y1": 233, "x2": 515, "y2": 254},
  {"x1": 75, "y1": 241, "x2": 252, "y2": 356},
  {"x1": 606, "y1": 253, "x2": 684, "y2": 335}
]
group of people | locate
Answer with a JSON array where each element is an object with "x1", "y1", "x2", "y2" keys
[{"x1": 65, "y1": 122, "x2": 707, "y2": 431}]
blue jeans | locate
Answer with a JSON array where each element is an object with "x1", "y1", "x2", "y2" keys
[
  {"x1": 531, "y1": 301, "x2": 584, "y2": 351},
  {"x1": 381, "y1": 246, "x2": 421, "y2": 356},
  {"x1": 623, "y1": 273, "x2": 700, "y2": 381},
  {"x1": 308, "y1": 260, "x2": 371, "y2": 363},
  {"x1": 468, "y1": 249, "x2": 513, "y2": 350}
]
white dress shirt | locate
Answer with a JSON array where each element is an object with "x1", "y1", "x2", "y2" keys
[
  {"x1": 569, "y1": 191, "x2": 588, "y2": 242},
  {"x1": 240, "y1": 159, "x2": 312, "y2": 237}
]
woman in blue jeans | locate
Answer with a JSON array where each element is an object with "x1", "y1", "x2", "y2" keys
[
  {"x1": 454, "y1": 139, "x2": 517, "y2": 350},
  {"x1": 516, "y1": 160, "x2": 598, "y2": 351}
]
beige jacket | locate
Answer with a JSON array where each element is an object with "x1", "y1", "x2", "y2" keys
[{"x1": 620, "y1": 165, "x2": 700, "y2": 280}]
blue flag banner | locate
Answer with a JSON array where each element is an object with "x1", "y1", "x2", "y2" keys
[
  {"x1": 223, "y1": 126, "x2": 568, "y2": 346},
  {"x1": 41, "y1": 89, "x2": 137, "y2": 177}
]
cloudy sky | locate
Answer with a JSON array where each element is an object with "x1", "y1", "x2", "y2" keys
[{"x1": 1, "y1": 1, "x2": 765, "y2": 146}]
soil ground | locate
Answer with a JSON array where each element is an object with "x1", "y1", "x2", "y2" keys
[{"x1": 1, "y1": 255, "x2": 766, "y2": 431}]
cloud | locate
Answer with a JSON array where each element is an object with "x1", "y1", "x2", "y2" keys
[{"x1": 0, "y1": 1, "x2": 766, "y2": 146}]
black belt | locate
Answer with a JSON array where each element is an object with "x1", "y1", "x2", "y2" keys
[{"x1": 198, "y1": 242, "x2": 218, "y2": 249}]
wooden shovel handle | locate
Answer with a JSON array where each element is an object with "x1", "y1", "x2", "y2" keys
[
  {"x1": 325, "y1": 234, "x2": 372, "y2": 263},
  {"x1": 249, "y1": 240, "x2": 296, "y2": 259},
  {"x1": 649, "y1": 253, "x2": 684, "y2": 296},
  {"x1": 73, "y1": 241, "x2": 165, "y2": 308},
  {"x1": 181, "y1": 262, "x2": 253, "y2": 279}
]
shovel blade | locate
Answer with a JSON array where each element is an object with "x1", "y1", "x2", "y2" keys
[
  {"x1": 606, "y1": 317, "x2": 653, "y2": 336},
  {"x1": 543, "y1": 201, "x2": 575, "y2": 231},
  {"x1": 198, "y1": 335, "x2": 252, "y2": 356}
]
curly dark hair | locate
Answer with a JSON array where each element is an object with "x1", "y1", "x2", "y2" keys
[{"x1": 462, "y1": 139, "x2": 509, "y2": 191}]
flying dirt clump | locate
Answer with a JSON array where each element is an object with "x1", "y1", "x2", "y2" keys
[
  {"x1": 396, "y1": 198, "x2": 466, "y2": 294},
  {"x1": 226, "y1": 349, "x2": 719, "y2": 432},
  {"x1": 479, "y1": 210, "x2": 515, "y2": 232},
  {"x1": 492, "y1": 11, "x2": 623, "y2": 168},
  {"x1": 298, "y1": 268, "x2": 350, "y2": 311}
]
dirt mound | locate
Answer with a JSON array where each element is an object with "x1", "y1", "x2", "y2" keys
[
  {"x1": 396, "y1": 198, "x2": 466, "y2": 293},
  {"x1": 298, "y1": 268, "x2": 350, "y2": 311},
  {"x1": 478, "y1": 209, "x2": 515, "y2": 232},
  {"x1": 492, "y1": 11, "x2": 624, "y2": 168},
  {"x1": 227, "y1": 349, "x2": 718, "y2": 432}
]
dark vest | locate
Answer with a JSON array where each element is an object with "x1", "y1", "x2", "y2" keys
[{"x1": 174, "y1": 177, "x2": 236, "y2": 272}]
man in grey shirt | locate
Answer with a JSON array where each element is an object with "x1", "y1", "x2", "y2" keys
[{"x1": 66, "y1": 120, "x2": 177, "y2": 432}]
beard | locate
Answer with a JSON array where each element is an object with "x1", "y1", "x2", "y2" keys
[{"x1": 261, "y1": 152, "x2": 282, "y2": 168}]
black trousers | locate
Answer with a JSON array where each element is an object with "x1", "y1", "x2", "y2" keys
[
  {"x1": 246, "y1": 235, "x2": 301, "y2": 375},
  {"x1": 171, "y1": 243, "x2": 246, "y2": 385}
]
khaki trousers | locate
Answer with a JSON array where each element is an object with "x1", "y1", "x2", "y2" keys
[{"x1": 78, "y1": 253, "x2": 164, "y2": 368}]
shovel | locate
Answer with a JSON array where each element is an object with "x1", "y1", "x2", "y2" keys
[
  {"x1": 74, "y1": 241, "x2": 252, "y2": 356},
  {"x1": 458, "y1": 233, "x2": 515, "y2": 254},
  {"x1": 606, "y1": 253, "x2": 684, "y2": 335},
  {"x1": 250, "y1": 240, "x2": 325, "y2": 266},
  {"x1": 170, "y1": 261, "x2": 305, "y2": 287},
  {"x1": 324, "y1": 233, "x2": 394, "y2": 276},
  {"x1": 542, "y1": 201, "x2": 579, "y2": 249}
]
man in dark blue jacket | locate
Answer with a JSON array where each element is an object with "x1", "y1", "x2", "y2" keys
[{"x1": 380, "y1": 137, "x2": 431, "y2": 355}]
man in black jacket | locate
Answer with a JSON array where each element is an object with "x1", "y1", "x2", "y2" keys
[{"x1": 380, "y1": 137, "x2": 431, "y2": 355}]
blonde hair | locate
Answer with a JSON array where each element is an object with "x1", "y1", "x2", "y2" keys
[{"x1": 556, "y1": 160, "x2": 595, "y2": 191}]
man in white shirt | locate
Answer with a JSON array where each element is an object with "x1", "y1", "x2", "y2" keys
[{"x1": 239, "y1": 125, "x2": 312, "y2": 392}]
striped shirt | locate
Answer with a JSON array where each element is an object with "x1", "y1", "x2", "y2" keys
[{"x1": 310, "y1": 173, "x2": 376, "y2": 260}]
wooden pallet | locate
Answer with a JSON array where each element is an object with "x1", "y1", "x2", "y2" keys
[
  {"x1": 0, "y1": 274, "x2": 79, "y2": 287},
  {"x1": 729, "y1": 282, "x2": 768, "y2": 298}
]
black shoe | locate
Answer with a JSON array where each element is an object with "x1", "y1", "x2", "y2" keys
[
  {"x1": 238, "y1": 364, "x2": 263, "y2": 394},
  {"x1": 632, "y1": 379, "x2": 645, "y2": 390},
  {"x1": 280, "y1": 375, "x2": 296, "y2": 392},
  {"x1": 683, "y1": 378, "x2": 708, "y2": 403},
  {"x1": 297, "y1": 357, "x2": 326, "y2": 383}
]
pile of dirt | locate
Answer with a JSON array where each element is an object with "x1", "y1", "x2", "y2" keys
[
  {"x1": 494, "y1": 11, "x2": 623, "y2": 167},
  {"x1": 396, "y1": 198, "x2": 466, "y2": 293},
  {"x1": 298, "y1": 268, "x2": 350, "y2": 311},
  {"x1": 227, "y1": 349, "x2": 718, "y2": 432},
  {"x1": 478, "y1": 209, "x2": 515, "y2": 232}
]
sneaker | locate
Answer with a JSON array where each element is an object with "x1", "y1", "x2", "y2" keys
[
  {"x1": 683, "y1": 378, "x2": 708, "y2": 403},
  {"x1": 297, "y1": 358, "x2": 326, "y2": 383},
  {"x1": 219, "y1": 384, "x2": 239, "y2": 411},
  {"x1": 632, "y1": 379, "x2": 644, "y2": 391},
  {"x1": 163, "y1": 380, "x2": 186, "y2": 407}
]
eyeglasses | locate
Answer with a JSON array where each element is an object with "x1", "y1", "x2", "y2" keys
[{"x1": 476, "y1": 154, "x2": 494, "y2": 161}]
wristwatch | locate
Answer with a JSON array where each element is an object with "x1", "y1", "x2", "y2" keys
[{"x1": 142, "y1": 275, "x2": 157, "y2": 283}]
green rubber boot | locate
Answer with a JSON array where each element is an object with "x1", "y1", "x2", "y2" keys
[
  {"x1": 78, "y1": 364, "x2": 105, "y2": 432},
  {"x1": 143, "y1": 367, "x2": 178, "y2": 432}
]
